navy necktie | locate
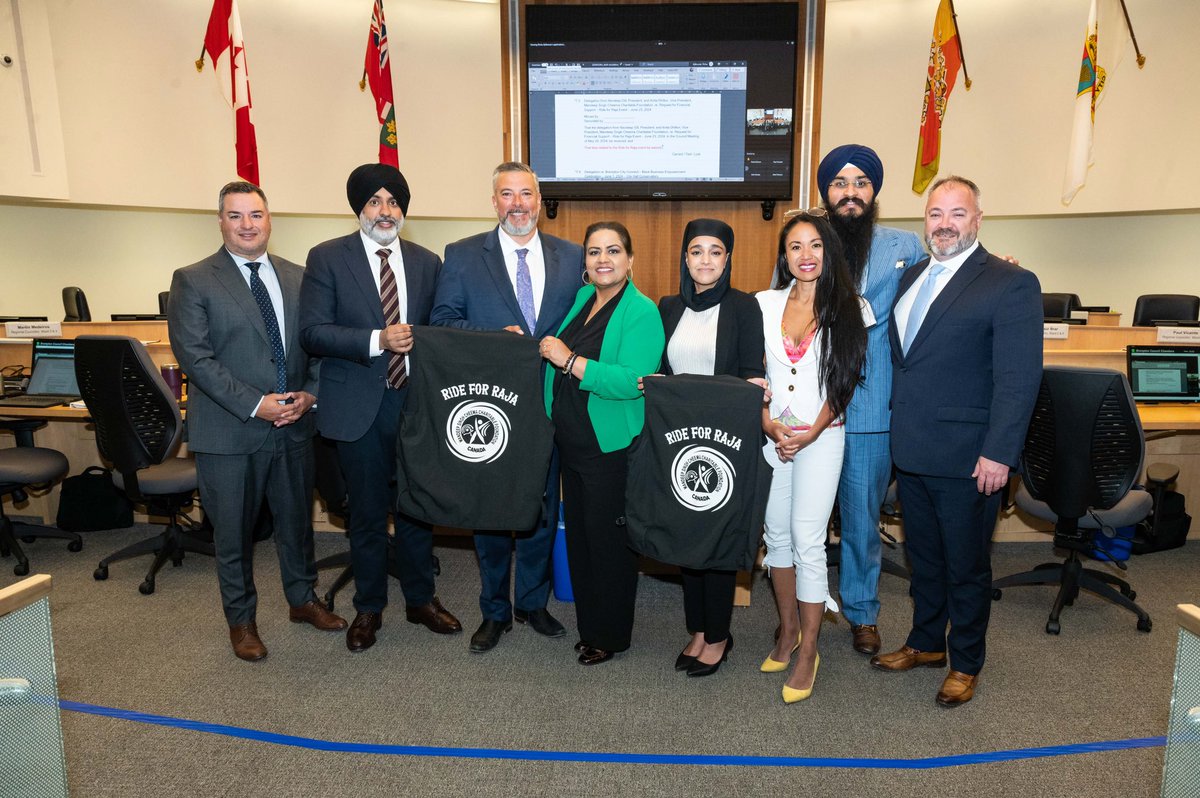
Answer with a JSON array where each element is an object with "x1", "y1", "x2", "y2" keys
[{"x1": 246, "y1": 262, "x2": 287, "y2": 393}]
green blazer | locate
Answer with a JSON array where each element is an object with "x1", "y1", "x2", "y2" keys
[{"x1": 543, "y1": 281, "x2": 666, "y2": 453}]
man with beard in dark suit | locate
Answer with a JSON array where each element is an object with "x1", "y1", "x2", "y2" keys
[
  {"x1": 431, "y1": 162, "x2": 584, "y2": 653},
  {"x1": 300, "y1": 164, "x2": 462, "y2": 653}
]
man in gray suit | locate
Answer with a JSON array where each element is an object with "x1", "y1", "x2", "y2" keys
[{"x1": 169, "y1": 181, "x2": 346, "y2": 662}]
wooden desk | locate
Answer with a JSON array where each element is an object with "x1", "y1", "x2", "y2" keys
[{"x1": 1087, "y1": 311, "x2": 1122, "y2": 327}]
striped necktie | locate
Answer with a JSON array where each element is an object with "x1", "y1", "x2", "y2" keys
[{"x1": 377, "y1": 248, "x2": 407, "y2": 389}]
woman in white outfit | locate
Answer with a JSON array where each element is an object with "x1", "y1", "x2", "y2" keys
[{"x1": 757, "y1": 209, "x2": 871, "y2": 703}]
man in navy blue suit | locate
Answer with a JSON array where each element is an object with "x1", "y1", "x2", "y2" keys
[
  {"x1": 872, "y1": 176, "x2": 1042, "y2": 706},
  {"x1": 431, "y1": 162, "x2": 584, "y2": 653},
  {"x1": 300, "y1": 164, "x2": 462, "y2": 653}
]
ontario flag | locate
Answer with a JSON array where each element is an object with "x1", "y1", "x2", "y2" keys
[
  {"x1": 912, "y1": 0, "x2": 966, "y2": 195},
  {"x1": 196, "y1": 0, "x2": 260, "y2": 185},
  {"x1": 361, "y1": 0, "x2": 399, "y2": 167},
  {"x1": 1062, "y1": 0, "x2": 1129, "y2": 205}
]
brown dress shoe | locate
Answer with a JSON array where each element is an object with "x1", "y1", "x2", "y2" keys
[
  {"x1": 289, "y1": 600, "x2": 348, "y2": 631},
  {"x1": 405, "y1": 597, "x2": 462, "y2": 635},
  {"x1": 870, "y1": 645, "x2": 947, "y2": 671},
  {"x1": 936, "y1": 670, "x2": 979, "y2": 706},
  {"x1": 346, "y1": 611, "x2": 382, "y2": 652},
  {"x1": 229, "y1": 623, "x2": 267, "y2": 662},
  {"x1": 851, "y1": 624, "x2": 881, "y2": 655}
]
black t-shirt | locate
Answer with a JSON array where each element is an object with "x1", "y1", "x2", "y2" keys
[{"x1": 396, "y1": 326, "x2": 553, "y2": 530}]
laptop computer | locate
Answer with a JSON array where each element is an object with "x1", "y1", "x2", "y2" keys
[
  {"x1": 0, "y1": 339, "x2": 82, "y2": 408},
  {"x1": 1126, "y1": 344, "x2": 1200, "y2": 404}
]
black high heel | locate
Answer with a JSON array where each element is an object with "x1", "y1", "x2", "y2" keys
[
  {"x1": 686, "y1": 635, "x2": 733, "y2": 678},
  {"x1": 674, "y1": 650, "x2": 699, "y2": 671}
]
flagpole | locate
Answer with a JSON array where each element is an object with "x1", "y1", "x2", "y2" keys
[
  {"x1": 1117, "y1": 0, "x2": 1146, "y2": 68},
  {"x1": 946, "y1": 0, "x2": 971, "y2": 89}
]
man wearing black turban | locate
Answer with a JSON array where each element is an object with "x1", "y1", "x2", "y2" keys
[
  {"x1": 816, "y1": 144, "x2": 925, "y2": 658},
  {"x1": 299, "y1": 163, "x2": 462, "y2": 653}
]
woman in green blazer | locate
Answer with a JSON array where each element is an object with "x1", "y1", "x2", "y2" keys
[{"x1": 539, "y1": 221, "x2": 665, "y2": 665}]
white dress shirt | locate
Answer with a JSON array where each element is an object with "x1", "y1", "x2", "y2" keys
[
  {"x1": 360, "y1": 232, "x2": 408, "y2": 357},
  {"x1": 894, "y1": 240, "x2": 980, "y2": 347},
  {"x1": 496, "y1": 227, "x2": 546, "y2": 319}
]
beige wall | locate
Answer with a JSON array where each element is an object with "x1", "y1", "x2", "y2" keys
[{"x1": 1, "y1": 0, "x2": 1196, "y2": 320}]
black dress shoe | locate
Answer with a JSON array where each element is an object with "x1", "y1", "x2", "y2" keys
[
  {"x1": 574, "y1": 640, "x2": 590, "y2": 652},
  {"x1": 578, "y1": 646, "x2": 614, "y2": 666},
  {"x1": 674, "y1": 650, "x2": 699, "y2": 671},
  {"x1": 687, "y1": 635, "x2": 733, "y2": 678},
  {"x1": 514, "y1": 608, "x2": 566, "y2": 638},
  {"x1": 406, "y1": 597, "x2": 463, "y2": 635},
  {"x1": 469, "y1": 619, "x2": 512, "y2": 653},
  {"x1": 346, "y1": 611, "x2": 382, "y2": 653}
]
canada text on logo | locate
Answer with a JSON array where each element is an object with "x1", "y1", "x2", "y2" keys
[
  {"x1": 445, "y1": 400, "x2": 511, "y2": 464},
  {"x1": 670, "y1": 445, "x2": 735, "y2": 512}
]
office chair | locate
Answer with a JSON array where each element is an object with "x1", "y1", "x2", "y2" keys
[
  {"x1": 1131, "y1": 294, "x2": 1200, "y2": 327},
  {"x1": 1041, "y1": 292, "x2": 1082, "y2": 321},
  {"x1": 74, "y1": 335, "x2": 213, "y2": 595},
  {"x1": 62, "y1": 286, "x2": 91, "y2": 322},
  {"x1": 991, "y1": 366, "x2": 1153, "y2": 634},
  {"x1": 158, "y1": 291, "x2": 170, "y2": 315},
  {"x1": 0, "y1": 444, "x2": 77, "y2": 575}
]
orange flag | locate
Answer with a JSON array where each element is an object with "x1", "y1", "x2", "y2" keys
[{"x1": 912, "y1": 0, "x2": 966, "y2": 195}]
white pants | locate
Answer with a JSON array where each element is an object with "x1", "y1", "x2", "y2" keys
[{"x1": 762, "y1": 425, "x2": 845, "y2": 610}]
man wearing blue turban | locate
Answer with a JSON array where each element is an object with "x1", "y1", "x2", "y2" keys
[{"x1": 816, "y1": 144, "x2": 925, "y2": 657}]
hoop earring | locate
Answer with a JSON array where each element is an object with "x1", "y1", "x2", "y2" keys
[{"x1": 582, "y1": 271, "x2": 592, "y2": 285}]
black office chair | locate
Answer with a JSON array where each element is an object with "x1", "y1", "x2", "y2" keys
[
  {"x1": 158, "y1": 291, "x2": 170, "y2": 315},
  {"x1": 0, "y1": 444, "x2": 77, "y2": 575},
  {"x1": 1042, "y1": 292, "x2": 1082, "y2": 322},
  {"x1": 74, "y1": 335, "x2": 213, "y2": 594},
  {"x1": 1132, "y1": 294, "x2": 1200, "y2": 327},
  {"x1": 992, "y1": 366, "x2": 1154, "y2": 634},
  {"x1": 62, "y1": 286, "x2": 91, "y2": 322}
]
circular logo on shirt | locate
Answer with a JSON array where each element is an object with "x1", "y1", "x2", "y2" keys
[
  {"x1": 670, "y1": 445, "x2": 736, "y2": 512},
  {"x1": 445, "y1": 401, "x2": 511, "y2": 464}
]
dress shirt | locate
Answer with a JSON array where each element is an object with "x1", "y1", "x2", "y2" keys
[
  {"x1": 496, "y1": 227, "x2": 546, "y2": 319},
  {"x1": 894, "y1": 240, "x2": 980, "y2": 347},
  {"x1": 360, "y1": 232, "x2": 408, "y2": 357}
]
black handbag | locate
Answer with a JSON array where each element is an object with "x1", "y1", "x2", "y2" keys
[{"x1": 55, "y1": 466, "x2": 135, "y2": 532}]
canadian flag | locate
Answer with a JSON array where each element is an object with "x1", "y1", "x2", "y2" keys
[{"x1": 197, "y1": 0, "x2": 260, "y2": 185}]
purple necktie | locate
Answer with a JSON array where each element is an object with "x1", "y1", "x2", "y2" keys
[{"x1": 515, "y1": 248, "x2": 537, "y2": 333}]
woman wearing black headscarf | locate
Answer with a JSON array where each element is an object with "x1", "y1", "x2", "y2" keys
[{"x1": 655, "y1": 218, "x2": 765, "y2": 677}]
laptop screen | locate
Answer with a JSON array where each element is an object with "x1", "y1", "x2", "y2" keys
[
  {"x1": 27, "y1": 339, "x2": 79, "y2": 395},
  {"x1": 1126, "y1": 345, "x2": 1200, "y2": 403}
]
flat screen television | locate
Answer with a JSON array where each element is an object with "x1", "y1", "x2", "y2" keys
[{"x1": 524, "y1": 2, "x2": 799, "y2": 201}]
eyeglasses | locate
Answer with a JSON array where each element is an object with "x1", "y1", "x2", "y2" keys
[
  {"x1": 827, "y1": 178, "x2": 872, "y2": 191},
  {"x1": 783, "y1": 207, "x2": 828, "y2": 219}
]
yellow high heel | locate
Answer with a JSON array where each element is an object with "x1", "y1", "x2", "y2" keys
[
  {"x1": 759, "y1": 631, "x2": 802, "y2": 673},
  {"x1": 782, "y1": 653, "x2": 820, "y2": 704}
]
